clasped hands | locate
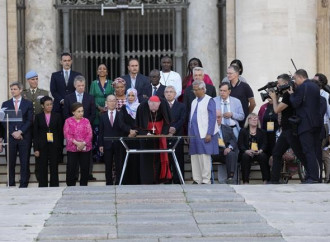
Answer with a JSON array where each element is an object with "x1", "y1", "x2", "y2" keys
[
  {"x1": 73, "y1": 139, "x2": 86, "y2": 151},
  {"x1": 245, "y1": 149, "x2": 263, "y2": 157},
  {"x1": 12, "y1": 131, "x2": 23, "y2": 140}
]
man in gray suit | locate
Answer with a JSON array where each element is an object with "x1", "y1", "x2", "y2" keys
[
  {"x1": 212, "y1": 109, "x2": 238, "y2": 184},
  {"x1": 213, "y1": 82, "x2": 244, "y2": 139}
]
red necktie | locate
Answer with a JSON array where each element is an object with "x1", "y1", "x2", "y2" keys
[
  {"x1": 110, "y1": 111, "x2": 114, "y2": 126},
  {"x1": 14, "y1": 99, "x2": 19, "y2": 114}
]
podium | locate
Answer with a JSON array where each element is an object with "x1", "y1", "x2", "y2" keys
[
  {"x1": 0, "y1": 109, "x2": 23, "y2": 187},
  {"x1": 105, "y1": 135, "x2": 189, "y2": 185}
]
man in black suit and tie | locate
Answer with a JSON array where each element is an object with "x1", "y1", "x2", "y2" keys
[
  {"x1": 99, "y1": 95, "x2": 123, "y2": 185},
  {"x1": 50, "y1": 52, "x2": 81, "y2": 163},
  {"x1": 50, "y1": 52, "x2": 82, "y2": 114},
  {"x1": 184, "y1": 67, "x2": 216, "y2": 119},
  {"x1": 63, "y1": 75, "x2": 96, "y2": 124},
  {"x1": 142, "y1": 69, "x2": 166, "y2": 102},
  {"x1": 165, "y1": 85, "x2": 186, "y2": 184},
  {"x1": 122, "y1": 58, "x2": 149, "y2": 102},
  {"x1": 211, "y1": 109, "x2": 238, "y2": 184},
  {"x1": 290, "y1": 69, "x2": 323, "y2": 183},
  {"x1": 1, "y1": 82, "x2": 33, "y2": 187},
  {"x1": 63, "y1": 75, "x2": 96, "y2": 180}
]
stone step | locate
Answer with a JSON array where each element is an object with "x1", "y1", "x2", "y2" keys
[{"x1": 36, "y1": 185, "x2": 283, "y2": 241}]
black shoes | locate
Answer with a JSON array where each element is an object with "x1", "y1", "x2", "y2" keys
[{"x1": 88, "y1": 175, "x2": 97, "y2": 181}]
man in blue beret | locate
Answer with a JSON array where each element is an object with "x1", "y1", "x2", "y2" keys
[
  {"x1": 22, "y1": 70, "x2": 49, "y2": 116},
  {"x1": 22, "y1": 70, "x2": 49, "y2": 182}
]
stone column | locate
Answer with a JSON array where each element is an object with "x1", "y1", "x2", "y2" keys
[
  {"x1": 236, "y1": 0, "x2": 317, "y2": 108},
  {"x1": 25, "y1": 0, "x2": 58, "y2": 91},
  {"x1": 7, "y1": 0, "x2": 18, "y2": 94},
  {"x1": 0, "y1": 0, "x2": 8, "y2": 103},
  {"x1": 317, "y1": 0, "x2": 330, "y2": 78},
  {"x1": 226, "y1": 0, "x2": 236, "y2": 65},
  {"x1": 188, "y1": 0, "x2": 220, "y2": 88}
]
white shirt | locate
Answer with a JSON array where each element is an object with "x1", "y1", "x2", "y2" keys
[
  {"x1": 63, "y1": 69, "x2": 71, "y2": 78},
  {"x1": 160, "y1": 71, "x2": 182, "y2": 99},
  {"x1": 75, "y1": 91, "x2": 84, "y2": 103},
  {"x1": 221, "y1": 97, "x2": 236, "y2": 126},
  {"x1": 151, "y1": 83, "x2": 161, "y2": 94},
  {"x1": 130, "y1": 75, "x2": 137, "y2": 89},
  {"x1": 321, "y1": 90, "x2": 330, "y2": 134},
  {"x1": 13, "y1": 97, "x2": 22, "y2": 109},
  {"x1": 108, "y1": 109, "x2": 116, "y2": 122}
]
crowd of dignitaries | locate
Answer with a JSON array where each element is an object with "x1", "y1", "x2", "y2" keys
[{"x1": 0, "y1": 52, "x2": 329, "y2": 187}]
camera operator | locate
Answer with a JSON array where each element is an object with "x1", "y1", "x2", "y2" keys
[
  {"x1": 268, "y1": 74, "x2": 307, "y2": 184},
  {"x1": 313, "y1": 73, "x2": 330, "y2": 182},
  {"x1": 289, "y1": 69, "x2": 323, "y2": 183}
]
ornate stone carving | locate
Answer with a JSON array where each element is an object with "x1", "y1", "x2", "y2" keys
[{"x1": 60, "y1": 0, "x2": 185, "y2": 5}]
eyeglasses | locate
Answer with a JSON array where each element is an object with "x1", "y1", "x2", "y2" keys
[{"x1": 192, "y1": 89, "x2": 201, "y2": 92}]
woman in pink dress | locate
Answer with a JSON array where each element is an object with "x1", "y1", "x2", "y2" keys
[{"x1": 63, "y1": 102, "x2": 93, "y2": 186}]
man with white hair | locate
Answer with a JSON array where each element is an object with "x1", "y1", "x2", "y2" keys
[
  {"x1": 183, "y1": 67, "x2": 216, "y2": 119},
  {"x1": 188, "y1": 80, "x2": 219, "y2": 184},
  {"x1": 164, "y1": 85, "x2": 186, "y2": 183},
  {"x1": 136, "y1": 95, "x2": 172, "y2": 184}
]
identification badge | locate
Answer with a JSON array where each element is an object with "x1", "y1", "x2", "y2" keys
[
  {"x1": 251, "y1": 142, "x2": 258, "y2": 151},
  {"x1": 218, "y1": 138, "x2": 225, "y2": 148},
  {"x1": 47, "y1": 132, "x2": 53, "y2": 143},
  {"x1": 267, "y1": 122, "x2": 274, "y2": 132}
]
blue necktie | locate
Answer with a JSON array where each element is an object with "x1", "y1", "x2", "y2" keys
[
  {"x1": 153, "y1": 86, "x2": 157, "y2": 95},
  {"x1": 223, "y1": 101, "x2": 230, "y2": 125}
]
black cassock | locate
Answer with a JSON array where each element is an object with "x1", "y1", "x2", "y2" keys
[{"x1": 136, "y1": 98, "x2": 172, "y2": 184}]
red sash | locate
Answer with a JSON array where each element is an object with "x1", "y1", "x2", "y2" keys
[{"x1": 147, "y1": 120, "x2": 172, "y2": 182}]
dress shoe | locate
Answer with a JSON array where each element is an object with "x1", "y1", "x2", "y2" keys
[
  {"x1": 192, "y1": 181, "x2": 198, "y2": 184},
  {"x1": 88, "y1": 175, "x2": 97, "y2": 181},
  {"x1": 226, "y1": 177, "x2": 234, "y2": 184}
]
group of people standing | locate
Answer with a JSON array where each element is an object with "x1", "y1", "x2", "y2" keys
[{"x1": 0, "y1": 52, "x2": 328, "y2": 187}]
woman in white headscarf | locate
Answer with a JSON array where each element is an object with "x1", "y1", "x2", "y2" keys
[{"x1": 118, "y1": 88, "x2": 140, "y2": 184}]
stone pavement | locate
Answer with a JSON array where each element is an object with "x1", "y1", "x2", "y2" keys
[{"x1": 0, "y1": 184, "x2": 330, "y2": 241}]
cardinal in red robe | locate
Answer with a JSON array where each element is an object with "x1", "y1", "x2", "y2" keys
[{"x1": 136, "y1": 95, "x2": 172, "y2": 184}]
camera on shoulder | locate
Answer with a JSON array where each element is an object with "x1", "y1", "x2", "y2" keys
[{"x1": 258, "y1": 81, "x2": 294, "y2": 102}]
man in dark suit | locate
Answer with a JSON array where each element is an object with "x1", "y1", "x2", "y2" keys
[
  {"x1": 184, "y1": 67, "x2": 216, "y2": 119},
  {"x1": 165, "y1": 85, "x2": 186, "y2": 184},
  {"x1": 211, "y1": 110, "x2": 238, "y2": 184},
  {"x1": 50, "y1": 52, "x2": 81, "y2": 114},
  {"x1": 1, "y1": 82, "x2": 33, "y2": 187},
  {"x1": 63, "y1": 75, "x2": 96, "y2": 124},
  {"x1": 141, "y1": 69, "x2": 166, "y2": 102},
  {"x1": 63, "y1": 75, "x2": 96, "y2": 180},
  {"x1": 122, "y1": 58, "x2": 149, "y2": 102},
  {"x1": 290, "y1": 69, "x2": 323, "y2": 183},
  {"x1": 50, "y1": 52, "x2": 81, "y2": 163},
  {"x1": 98, "y1": 95, "x2": 123, "y2": 185}
]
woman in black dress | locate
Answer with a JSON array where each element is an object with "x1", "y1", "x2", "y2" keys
[
  {"x1": 33, "y1": 96, "x2": 62, "y2": 187},
  {"x1": 118, "y1": 88, "x2": 140, "y2": 184}
]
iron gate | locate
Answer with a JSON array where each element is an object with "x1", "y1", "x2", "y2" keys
[{"x1": 55, "y1": 0, "x2": 188, "y2": 89}]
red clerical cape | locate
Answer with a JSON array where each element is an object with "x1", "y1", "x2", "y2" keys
[{"x1": 147, "y1": 120, "x2": 172, "y2": 182}]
